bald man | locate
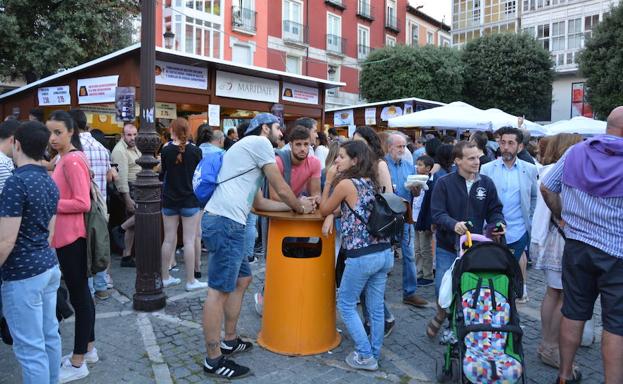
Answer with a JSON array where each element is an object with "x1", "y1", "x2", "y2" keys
[{"x1": 541, "y1": 106, "x2": 623, "y2": 384}]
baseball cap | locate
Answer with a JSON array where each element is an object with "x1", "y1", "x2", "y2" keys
[{"x1": 245, "y1": 113, "x2": 280, "y2": 136}]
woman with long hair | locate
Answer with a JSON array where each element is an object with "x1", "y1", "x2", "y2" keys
[
  {"x1": 531, "y1": 133, "x2": 582, "y2": 369},
  {"x1": 47, "y1": 110, "x2": 96, "y2": 383},
  {"x1": 320, "y1": 140, "x2": 394, "y2": 371},
  {"x1": 159, "y1": 118, "x2": 206, "y2": 291},
  {"x1": 352, "y1": 126, "x2": 392, "y2": 192}
]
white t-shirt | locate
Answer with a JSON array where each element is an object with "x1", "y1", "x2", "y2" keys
[
  {"x1": 315, "y1": 145, "x2": 329, "y2": 169},
  {"x1": 205, "y1": 135, "x2": 276, "y2": 224}
]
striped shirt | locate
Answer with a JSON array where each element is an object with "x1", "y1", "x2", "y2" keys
[
  {"x1": 80, "y1": 132, "x2": 111, "y2": 200},
  {"x1": 542, "y1": 151, "x2": 623, "y2": 258},
  {"x1": 0, "y1": 151, "x2": 14, "y2": 194}
]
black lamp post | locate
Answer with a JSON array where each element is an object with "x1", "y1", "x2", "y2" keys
[{"x1": 133, "y1": 0, "x2": 166, "y2": 311}]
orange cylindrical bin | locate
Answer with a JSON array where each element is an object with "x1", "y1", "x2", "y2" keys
[{"x1": 255, "y1": 211, "x2": 341, "y2": 356}]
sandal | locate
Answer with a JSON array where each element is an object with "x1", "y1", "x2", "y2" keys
[
  {"x1": 538, "y1": 344, "x2": 560, "y2": 368},
  {"x1": 426, "y1": 314, "x2": 445, "y2": 338}
]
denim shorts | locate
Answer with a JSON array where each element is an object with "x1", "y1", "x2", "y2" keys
[
  {"x1": 507, "y1": 231, "x2": 529, "y2": 261},
  {"x1": 162, "y1": 207, "x2": 201, "y2": 217},
  {"x1": 201, "y1": 214, "x2": 251, "y2": 293}
]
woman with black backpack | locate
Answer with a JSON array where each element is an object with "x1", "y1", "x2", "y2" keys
[{"x1": 320, "y1": 140, "x2": 393, "y2": 372}]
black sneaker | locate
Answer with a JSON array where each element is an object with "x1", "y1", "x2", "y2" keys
[
  {"x1": 220, "y1": 337, "x2": 253, "y2": 356},
  {"x1": 203, "y1": 357, "x2": 251, "y2": 379},
  {"x1": 417, "y1": 278, "x2": 434, "y2": 287},
  {"x1": 194, "y1": 271, "x2": 202, "y2": 279},
  {"x1": 384, "y1": 319, "x2": 396, "y2": 337}
]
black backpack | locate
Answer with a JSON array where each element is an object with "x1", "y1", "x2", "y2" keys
[{"x1": 348, "y1": 190, "x2": 407, "y2": 243}]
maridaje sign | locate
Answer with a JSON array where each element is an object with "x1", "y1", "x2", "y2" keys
[
  {"x1": 215, "y1": 71, "x2": 279, "y2": 103},
  {"x1": 77, "y1": 75, "x2": 119, "y2": 104},
  {"x1": 155, "y1": 61, "x2": 208, "y2": 90}
]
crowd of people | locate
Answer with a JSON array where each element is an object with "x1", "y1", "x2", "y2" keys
[{"x1": 0, "y1": 105, "x2": 621, "y2": 384}]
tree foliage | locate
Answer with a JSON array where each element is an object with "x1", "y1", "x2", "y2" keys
[
  {"x1": 359, "y1": 44, "x2": 464, "y2": 104},
  {"x1": 0, "y1": 0, "x2": 140, "y2": 83},
  {"x1": 577, "y1": 4, "x2": 623, "y2": 119},
  {"x1": 462, "y1": 33, "x2": 553, "y2": 121}
]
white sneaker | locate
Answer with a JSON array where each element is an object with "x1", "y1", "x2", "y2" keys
[
  {"x1": 163, "y1": 276, "x2": 181, "y2": 288},
  {"x1": 185, "y1": 280, "x2": 208, "y2": 291},
  {"x1": 516, "y1": 294, "x2": 529, "y2": 304},
  {"x1": 105, "y1": 273, "x2": 114, "y2": 289},
  {"x1": 254, "y1": 292, "x2": 264, "y2": 316},
  {"x1": 62, "y1": 348, "x2": 99, "y2": 365},
  {"x1": 59, "y1": 358, "x2": 89, "y2": 383}
]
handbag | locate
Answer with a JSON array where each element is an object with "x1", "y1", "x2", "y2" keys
[{"x1": 438, "y1": 257, "x2": 458, "y2": 309}]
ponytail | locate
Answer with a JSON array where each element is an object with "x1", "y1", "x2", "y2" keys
[{"x1": 170, "y1": 117, "x2": 190, "y2": 164}]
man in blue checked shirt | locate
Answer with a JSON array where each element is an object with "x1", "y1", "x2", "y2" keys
[{"x1": 541, "y1": 106, "x2": 623, "y2": 384}]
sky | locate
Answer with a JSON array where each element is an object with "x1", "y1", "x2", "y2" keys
[{"x1": 408, "y1": 0, "x2": 452, "y2": 25}]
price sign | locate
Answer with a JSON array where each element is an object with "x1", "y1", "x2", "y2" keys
[{"x1": 38, "y1": 86, "x2": 71, "y2": 106}]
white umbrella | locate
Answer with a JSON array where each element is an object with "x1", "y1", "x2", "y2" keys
[
  {"x1": 484, "y1": 108, "x2": 548, "y2": 137},
  {"x1": 544, "y1": 116, "x2": 607, "y2": 136},
  {"x1": 388, "y1": 101, "x2": 493, "y2": 131}
]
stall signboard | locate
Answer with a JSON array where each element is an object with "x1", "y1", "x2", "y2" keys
[
  {"x1": 208, "y1": 104, "x2": 220, "y2": 126},
  {"x1": 38, "y1": 86, "x2": 71, "y2": 106},
  {"x1": 281, "y1": 82, "x2": 319, "y2": 105},
  {"x1": 365, "y1": 107, "x2": 376, "y2": 125},
  {"x1": 381, "y1": 105, "x2": 403, "y2": 121},
  {"x1": 216, "y1": 71, "x2": 279, "y2": 103},
  {"x1": 334, "y1": 109, "x2": 354, "y2": 127},
  {"x1": 155, "y1": 61, "x2": 208, "y2": 90},
  {"x1": 77, "y1": 75, "x2": 119, "y2": 104},
  {"x1": 156, "y1": 102, "x2": 177, "y2": 119}
]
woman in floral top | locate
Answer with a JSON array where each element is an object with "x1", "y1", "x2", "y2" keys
[{"x1": 320, "y1": 140, "x2": 393, "y2": 372}]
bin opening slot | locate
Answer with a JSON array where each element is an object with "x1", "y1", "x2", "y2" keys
[{"x1": 282, "y1": 237, "x2": 322, "y2": 259}]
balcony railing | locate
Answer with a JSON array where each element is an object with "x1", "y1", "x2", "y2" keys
[
  {"x1": 357, "y1": 1, "x2": 374, "y2": 20},
  {"x1": 325, "y1": 0, "x2": 346, "y2": 10},
  {"x1": 283, "y1": 20, "x2": 309, "y2": 45},
  {"x1": 326, "y1": 34, "x2": 347, "y2": 55},
  {"x1": 385, "y1": 15, "x2": 400, "y2": 33},
  {"x1": 357, "y1": 44, "x2": 372, "y2": 60},
  {"x1": 231, "y1": 6, "x2": 256, "y2": 34}
]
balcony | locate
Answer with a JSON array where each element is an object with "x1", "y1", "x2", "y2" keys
[
  {"x1": 231, "y1": 6, "x2": 256, "y2": 34},
  {"x1": 326, "y1": 34, "x2": 347, "y2": 56},
  {"x1": 357, "y1": 44, "x2": 372, "y2": 60},
  {"x1": 283, "y1": 20, "x2": 309, "y2": 46},
  {"x1": 385, "y1": 15, "x2": 400, "y2": 33},
  {"x1": 325, "y1": 0, "x2": 346, "y2": 10},
  {"x1": 357, "y1": 2, "x2": 374, "y2": 21}
]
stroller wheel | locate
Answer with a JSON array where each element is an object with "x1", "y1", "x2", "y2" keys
[{"x1": 436, "y1": 358, "x2": 459, "y2": 383}]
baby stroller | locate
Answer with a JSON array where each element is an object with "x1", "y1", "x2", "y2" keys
[{"x1": 438, "y1": 232, "x2": 525, "y2": 384}]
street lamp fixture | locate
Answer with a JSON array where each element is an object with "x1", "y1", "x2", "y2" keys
[{"x1": 163, "y1": 28, "x2": 175, "y2": 49}]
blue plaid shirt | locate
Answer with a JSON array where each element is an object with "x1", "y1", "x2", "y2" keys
[{"x1": 385, "y1": 155, "x2": 415, "y2": 200}]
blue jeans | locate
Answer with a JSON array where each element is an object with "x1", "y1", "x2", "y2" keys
[
  {"x1": 1, "y1": 265, "x2": 62, "y2": 384},
  {"x1": 435, "y1": 246, "x2": 457, "y2": 297},
  {"x1": 337, "y1": 248, "x2": 394, "y2": 360},
  {"x1": 202, "y1": 214, "x2": 251, "y2": 293},
  {"x1": 88, "y1": 271, "x2": 108, "y2": 295},
  {"x1": 244, "y1": 213, "x2": 258, "y2": 258},
  {"x1": 401, "y1": 223, "x2": 418, "y2": 298}
]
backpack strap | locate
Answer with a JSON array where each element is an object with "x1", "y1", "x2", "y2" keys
[
  {"x1": 275, "y1": 149, "x2": 292, "y2": 185},
  {"x1": 471, "y1": 277, "x2": 483, "y2": 309},
  {"x1": 488, "y1": 278, "x2": 497, "y2": 311}
]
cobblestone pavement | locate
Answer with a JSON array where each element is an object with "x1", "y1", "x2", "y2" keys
[{"x1": 1, "y1": 250, "x2": 604, "y2": 383}]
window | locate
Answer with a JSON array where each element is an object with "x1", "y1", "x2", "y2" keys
[
  {"x1": 503, "y1": 0, "x2": 516, "y2": 15},
  {"x1": 385, "y1": 35, "x2": 396, "y2": 47},
  {"x1": 168, "y1": 2, "x2": 223, "y2": 58},
  {"x1": 358, "y1": 0, "x2": 371, "y2": 17},
  {"x1": 551, "y1": 21, "x2": 564, "y2": 51},
  {"x1": 286, "y1": 56, "x2": 301, "y2": 74},
  {"x1": 567, "y1": 18, "x2": 582, "y2": 50},
  {"x1": 283, "y1": 0, "x2": 303, "y2": 42},
  {"x1": 232, "y1": 44, "x2": 252, "y2": 65},
  {"x1": 182, "y1": 0, "x2": 221, "y2": 15},
  {"x1": 427, "y1": 31, "x2": 434, "y2": 45},
  {"x1": 537, "y1": 23, "x2": 550, "y2": 51},
  {"x1": 386, "y1": 0, "x2": 397, "y2": 27},
  {"x1": 410, "y1": 22, "x2": 419, "y2": 46},
  {"x1": 357, "y1": 25, "x2": 370, "y2": 59},
  {"x1": 522, "y1": 26, "x2": 536, "y2": 37},
  {"x1": 584, "y1": 14, "x2": 599, "y2": 41},
  {"x1": 327, "y1": 13, "x2": 342, "y2": 53},
  {"x1": 440, "y1": 37, "x2": 451, "y2": 47}
]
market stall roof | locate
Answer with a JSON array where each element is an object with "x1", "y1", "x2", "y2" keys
[
  {"x1": 325, "y1": 97, "x2": 445, "y2": 112},
  {"x1": 485, "y1": 108, "x2": 547, "y2": 137},
  {"x1": 388, "y1": 101, "x2": 493, "y2": 131},
  {"x1": 0, "y1": 43, "x2": 345, "y2": 101},
  {"x1": 544, "y1": 116, "x2": 607, "y2": 136}
]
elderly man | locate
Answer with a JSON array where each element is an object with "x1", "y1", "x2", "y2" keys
[
  {"x1": 541, "y1": 106, "x2": 623, "y2": 384},
  {"x1": 385, "y1": 133, "x2": 427, "y2": 307}
]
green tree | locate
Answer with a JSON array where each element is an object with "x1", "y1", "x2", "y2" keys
[
  {"x1": 462, "y1": 33, "x2": 553, "y2": 121},
  {"x1": 359, "y1": 44, "x2": 464, "y2": 103},
  {"x1": 577, "y1": 4, "x2": 623, "y2": 119},
  {"x1": 0, "y1": 0, "x2": 139, "y2": 83}
]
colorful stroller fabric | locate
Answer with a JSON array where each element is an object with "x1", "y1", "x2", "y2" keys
[{"x1": 461, "y1": 273, "x2": 522, "y2": 384}]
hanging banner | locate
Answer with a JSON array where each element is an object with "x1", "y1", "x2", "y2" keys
[
  {"x1": 77, "y1": 75, "x2": 119, "y2": 104},
  {"x1": 155, "y1": 60, "x2": 208, "y2": 90},
  {"x1": 333, "y1": 109, "x2": 354, "y2": 127},
  {"x1": 208, "y1": 104, "x2": 220, "y2": 126},
  {"x1": 281, "y1": 82, "x2": 319, "y2": 105},
  {"x1": 403, "y1": 102, "x2": 414, "y2": 114},
  {"x1": 115, "y1": 87, "x2": 136, "y2": 122},
  {"x1": 216, "y1": 71, "x2": 279, "y2": 103},
  {"x1": 38, "y1": 86, "x2": 71, "y2": 106},
  {"x1": 381, "y1": 105, "x2": 403, "y2": 121},
  {"x1": 365, "y1": 107, "x2": 376, "y2": 125}
]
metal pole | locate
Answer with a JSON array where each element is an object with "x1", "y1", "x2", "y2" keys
[{"x1": 133, "y1": 0, "x2": 166, "y2": 311}]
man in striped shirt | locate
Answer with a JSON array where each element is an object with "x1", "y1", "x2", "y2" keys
[
  {"x1": 541, "y1": 106, "x2": 623, "y2": 384},
  {"x1": 0, "y1": 119, "x2": 18, "y2": 193}
]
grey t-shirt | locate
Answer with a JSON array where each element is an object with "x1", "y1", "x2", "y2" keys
[{"x1": 205, "y1": 135, "x2": 276, "y2": 224}]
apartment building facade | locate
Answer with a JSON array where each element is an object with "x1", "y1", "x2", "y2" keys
[
  {"x1": 451, "y1": 0, "x2": 620, "y2": 122},
  {"x1": 158, "y1": 0, "x2": 451, "y2": 109}
]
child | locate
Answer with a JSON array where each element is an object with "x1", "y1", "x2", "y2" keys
[{"x1": 413, "y1": 155, "x2": 435, "y2": 287}]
